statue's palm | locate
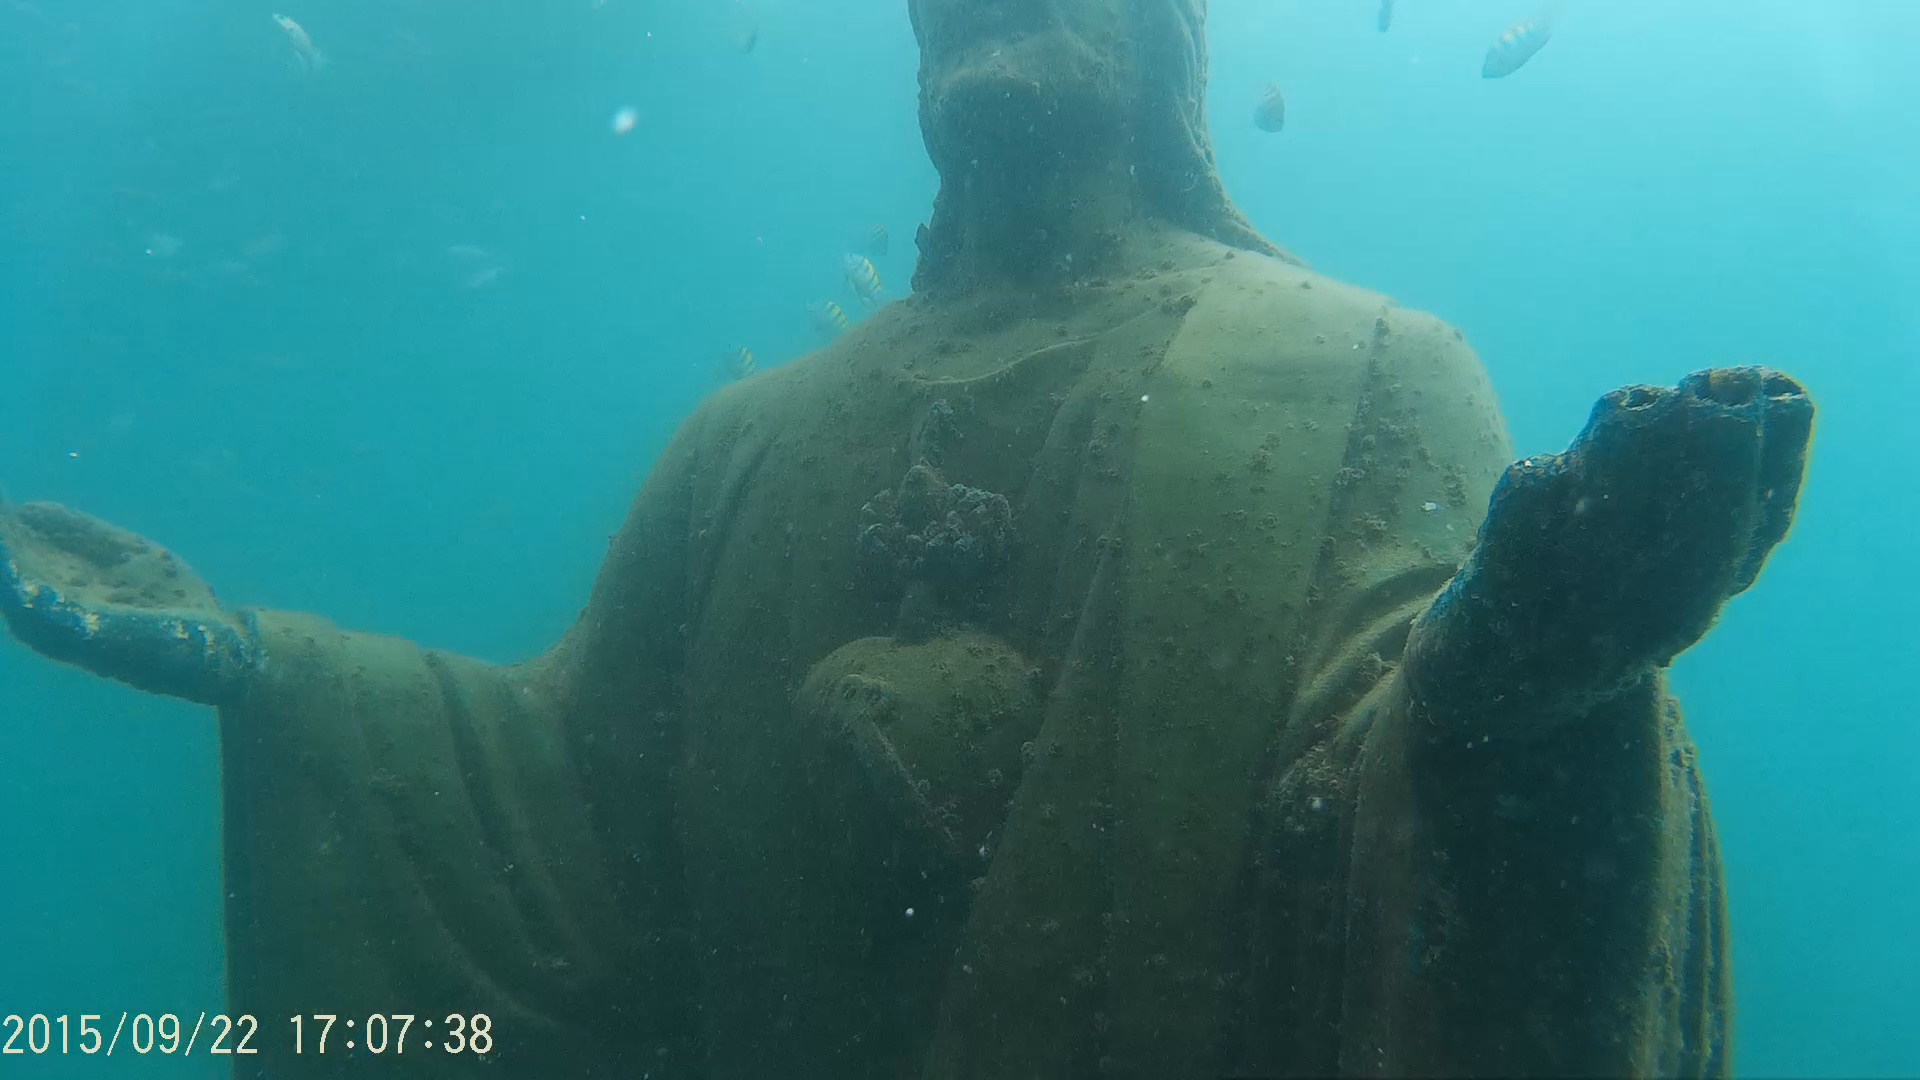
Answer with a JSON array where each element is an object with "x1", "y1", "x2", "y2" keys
[{"x1": 0, "y1": 502, "x2": 258, "y2": 705}]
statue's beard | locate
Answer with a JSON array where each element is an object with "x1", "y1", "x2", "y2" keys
[
  {"x1": 920, "y1": 29, "x2": 1125, "y2": 181},
  {"x1": 912, "y1": 22, "x2": 1139, "y2": 288}
]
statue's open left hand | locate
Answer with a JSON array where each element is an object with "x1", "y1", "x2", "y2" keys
[
  {"x1": 0, "y1": 502, "x2": 259, "y2": 705},
  {"x1": 1413, "y1": 367, "x2": 1814, "y2": 715}
]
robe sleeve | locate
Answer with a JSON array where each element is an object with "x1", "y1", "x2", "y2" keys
[
  {"x1": 1259, "y1": 313, "x2": 1733, "y2": 1078},
  {"x1": 219, "y1": 415, "x2": 708, "y2": 1079}
]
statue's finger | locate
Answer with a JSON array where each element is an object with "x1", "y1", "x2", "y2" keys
[
  {"x1": 0, "y1": 570, "x2": 256, "y2": 705},
  {"x1": 1633, "y1": 376, "x2": 1759, "y2": 603},
  {"x1": 82, "y1": 606, "x2": 261, "y2": 706},
  {"x1": 1480, "y1": 449, "x2": 1572, "y2": 551},
  {"x1": 1, "y1": 575, "x2": 101, "y2": 667},
  {"x1": 1732, "y1": 372, "x2": 1814, "y2": 593},
  {"x1": 0, "y1": 506, "x2": 28, "y2": 591}
]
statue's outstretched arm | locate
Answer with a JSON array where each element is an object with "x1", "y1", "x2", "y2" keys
[
  {"x1": 1255, "y1": 332, "x2": 1811, "y2": 1077},
  {"x1": 0, "y1": 501, "x2": 262, "y2": 705},
  {"x1": 0, "y1": 407, "x2": 714, "y2": 1076}
]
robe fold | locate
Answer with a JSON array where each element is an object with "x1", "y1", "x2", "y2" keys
[{"x1": 219, "y1": 233, "x2": 1730, "y2": 1079}]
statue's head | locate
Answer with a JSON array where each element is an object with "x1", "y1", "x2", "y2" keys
[
  {"x1": 907, "y1": 0, "x2": 1283, "y2": 287},
  {"x1": 909, "y1": 0, "x2": 1130, "y2": 166}
]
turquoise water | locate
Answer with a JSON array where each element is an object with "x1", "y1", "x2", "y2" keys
[{"x1": 1, "y1": 0, "x2": 1913, "y2": 1075}]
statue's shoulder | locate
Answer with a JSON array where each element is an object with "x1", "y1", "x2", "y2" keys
[
  {"x1": 1158, "y1": 241, "x2": 1508, "y2": 466},
  {"x1": 681, "y1": 316, "x2": 890, "y2": 452},
  {"x1": 1182, "y1": 244, "x2": 1487, "y2": 392}
]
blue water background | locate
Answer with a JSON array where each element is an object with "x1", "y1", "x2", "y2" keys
[{"x1": 1, "y1": 0, "x2": 1913, "y2": 1074}]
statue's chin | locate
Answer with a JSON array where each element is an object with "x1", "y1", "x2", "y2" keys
[{"x1": 924, "y1": 37, "x2": 1119, "y2": 173}]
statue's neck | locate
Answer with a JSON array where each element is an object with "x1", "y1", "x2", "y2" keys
[{"x1": 915, "y1": 144, "x2": 1144, "y2": 294}]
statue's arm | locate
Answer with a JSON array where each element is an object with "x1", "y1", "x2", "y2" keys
[
  {"x1": 0, "y1": 403, "x2": 717, "y2": 715},
  {"x1": 1263, "y1": 317, "x2": 1808, "y2": 1077},
  {"x1": 1, "y1": 409, "x2": 714, "y2": 1075}
]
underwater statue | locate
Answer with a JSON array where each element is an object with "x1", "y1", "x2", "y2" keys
[{"x1": 0, "y1": 0, "x2": 1812, "y2": 1076}]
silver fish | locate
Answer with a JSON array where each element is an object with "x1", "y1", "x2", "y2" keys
[
  {"x1": 272, "y1": 13, "x2": 328, "y2": 71},
  {"x1": 1253, "y1": 83, "x2": 1286, "y2": 133},
  {"x1": 1483, "y1": 16, "x2": 1553, "y2": 79}
]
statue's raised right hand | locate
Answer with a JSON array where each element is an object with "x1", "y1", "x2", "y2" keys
[
  {"x1": 1405, "y1": 366, "x2": 1812, "y2": 728},
  {"x1": 0, "y1": 501, "x2": 260, "y2": 706}
]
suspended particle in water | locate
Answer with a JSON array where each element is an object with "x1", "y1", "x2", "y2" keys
[{"x1": 610, "y1": 106, "x2": 638, "y2": 136}]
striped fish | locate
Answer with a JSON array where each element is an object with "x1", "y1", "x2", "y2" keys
[
  {"x1": 1253, "y1": 82, "x2": 1286, "y2": 133},
  {"x1": 842, "y1": 253, "x2": 885, "y2": 307},
  {"x1": 717, "y1": 346, "x2": 755, "y2": 382},
  {"x1": 810, "y1": 299, "x2": 850, "y2": 338},
  {"x1": 1483, "y1": 15, "x2": 1554, "y2": 79}
]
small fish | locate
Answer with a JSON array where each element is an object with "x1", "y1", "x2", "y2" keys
[
  {"x1": 718, "y1": 346, "x2": 756, "y2": 382},
  {"x1": 272, "y1": 13, "x2": 327, "y2": 71},
  {"x1": 864, "y1": 224, "x2": 889, "y2": 259},
  {"x1": 143, "y1": 232, "x2": 182, "y2": 258},
  {"x1": 243, "y1": 232, "x2": 285, "y2": 259},
  {"x1": 810, "y1": 299, "x2": 850, "y2": 338},
  {"x1": 729, "y1": 2, "x2": 759, "y2": 54},
  {"x1": 1253, "y1": 83, "x2": 1286, "y2": 133},
  {"x1": 1483, "y1": 15, "x2": 1554, "y2": 79},
  {"x1": 843, "y1": 253, "x2": 885, "y2": 307},
  {"x1": 1377, "y1": 0, "x2": 1394, "y2": 32}
]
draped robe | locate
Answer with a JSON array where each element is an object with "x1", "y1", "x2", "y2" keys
[{"x1": 221, "y1": 233, "x2": 1729, "y2": 1079}]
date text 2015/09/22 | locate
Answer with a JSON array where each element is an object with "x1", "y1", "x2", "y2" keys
[
  {"x1": 1, "y1": 1013, "x2": 494, "y2": 1057},
  {"x1": 2, "y1": 1014, "x2": 254, "y2": 1057}
]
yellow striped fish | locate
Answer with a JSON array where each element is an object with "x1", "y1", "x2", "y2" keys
[
  {"x1": 1483, "y1": 14, "x2": 1555, "y2": 79},
  {"x1": 810, "y1": 299, "x2": 850, "y2": 338},
  {"x1": 717, "y1": 346, "x2": 755, "y2": 382},
  {"x1": 842, "y1": 253, "x2": 885, "y2": 307}
]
